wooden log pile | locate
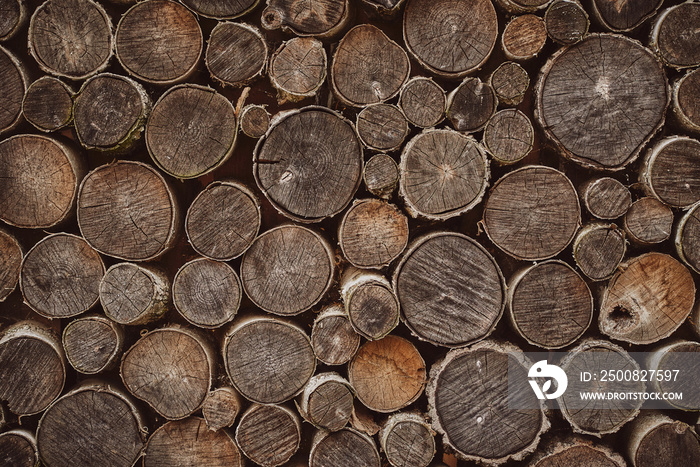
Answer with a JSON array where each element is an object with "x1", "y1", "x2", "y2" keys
[{"x1": 2, "y1": 0, "x2": 700, "y2": 466}]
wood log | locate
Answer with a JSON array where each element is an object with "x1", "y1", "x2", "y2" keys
[
  {"x1": 261, "y1": 0, "x2": 351, "y2": 38},
  {"x1": 394, "y1": 231, "x2": 505, "y2": 347},
  {"x1": 0, "y1": 321, "x2": 65, "y2": 416},
  {"x1": 502, "y1": 14, "x2": 548, "y2": 61},
  {"x1": 115, "y1": 0, "x2": 203, "y2": 84},
  {"x1": 224, "y1": 316, "x2": 316, "y2": 404},
  {"x1": 626, "y1": 412, "x2": 700, "y2": 467},
  {"x1": 180, "y1": 0, "x2": 260, "y2": 19},
  {"x1": 121, "y1": 326, "x2": 214, "y2": 419},
  {"x1": 494, "y1": 0, "x2": 550, "y2": 13},
  {"x1": 580, "y1": 177, "x2": 632, "y2": 220},
  {"x1": 62, "y1": 314, "x2": 123, "y2": 374},
  {"x1": 254, "y1": 106, "x2": 363, "y2": 222},
  {"x1": 591, "y1": 0, "x2": 661, "y2": 32},
  {"x1": 535, "y1": 34, "x2": 668, "y2": 170},
  {"x1": 241, "y1": 224, "x2": 334, "y2": 315},
  {"x1": 363, "y1": 154, "x2": 399, "y2": 199},
  {"x1": 143, "y1": 416, "x2": 242, "y2": 466},
  {"x1": 20, "y1": 233, "x2": 104, "y2": 319},
  {"x1": 399, "y1": 129, "x2": 489, "y2": 219},
  {"x1": 309, "y1": 428, "x2": 381, "y2": 467},
  {"x1": 77, "y1": 161, "x2": 180, "y2": 261},
  {"x1": 572, "y1": 223, "x2": 626, "y2": 281},
  {"x1": 298, "y1": 372, "x2": 354, "y2": 431},
  {"x1": 28, "y1": 0, "x2": 112, "y2": 80},
  {"x1": 173, "y1": 258, "x2": 241, "y2": 328},
  {"x1": 403, "y1": 0, "x2": 498, "y2": 78},
  {"x1": 269, "y1": 37, "x2": 327, "y2": 103},
  {"x1": 0, "y1": 228, "x2": 21, "y2": 302},
  {"x1": 0, "y1": 0, "x2": 27, "y2": 41},
  {"x1": 649, "y1": 3, "x2": 700, "y2": 69},
  {"x1": 507, "y1": 260, "x2": 593, "y2": 349},
  {"x1": 338, "y1": 198, "x2": 408, "y2": 269},
  {"x1": 356, "y1": 104, "x2": 409, "y2": 152},
  {"x1": 361, "y1": 0, "x2": 406, "y2": 16},
  {"x1": 311, "y1": 304, "x2": 361, "y2": 366},
  {"x1": 483, "y1": 109, "x2": 534, "y2": 164},
  {"x1": 544, "y1": 0, "x2": 589, "y2": 45},
  {"x1": 332, "y1": 24, "x2": 410, "y2": 107},
  {"x1": 483, "y1": 165, "x2": 580, "y2": 260},
  {"x1": 348, "y1": 335, "x2": 426, "y2": 413},
  {"x1": 22, "y1": 76, "x2": 73, "y2": 132},
  {"x1": 490, "y1": 61, "x2": 529, "y2": 106},
  {"x1": 599, "y1": 253, "x2": 695, "y2": 345},
  {"x1": 341, "y1": 268, "x2": 400, "y2": 340},
  {"x1": 673, "y1": 68, "x2": 700, "y2": 134},
  {"x1": 240, "y1": 104, "x2": 271, "y2": 138},
  {"x1": 647, "y1": 341, "x2": 700, "y2": 411},
  {"x1": 0, "y1": 46, "x2": 26, "y2": 136},
  {"x1": 206, "y1": 22, "x2": 267, "y2": 87},
  {"x1": 99, "y1": 262, "x2": 169, "y2": 325},
  {"x1": 398, "y1": 77, "x2": 446, "y2": 128},
  {"x1": 623, "y1": 197, "x2": 673, "y2": 245},
  {"x1": 427, "y1": 340, "x2": 548, "y2": 464},
  {"x1": 235, "y1": 404, "x2": 301, "y2": 466},
  {"x1": 529, "y1": 436, "x2": 625, "y2": 467},
  {"x1": 379, "y1": 412, "x2": 435, "y2": 467},
  {"x1": 640, "y1": 136, "x2": 700, "y2": 208},
  {"x1": 0, "y1": 429, "x2": 38, "y2": 467},
  {"x1": 676, "y1": 202, "x2": 700, "y2": 274},
  {"x1": 201, "y1": 387, "x2": 241, "y2": 431},
  {"x1": 446, "y1": 77, "x2": 497, "y2": 132}
]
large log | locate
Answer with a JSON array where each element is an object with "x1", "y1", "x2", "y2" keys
[
  {"x1": 0, "y1": 429, "x2": 38, "y2": 467},
  {"x1": 206, "y1": 22, "x2": 268, "y2": 87},
  {"x1": 640, "y1": 136, "x2": 700, "y2": 208},
  {"x1": 261, "y1": 0, "x2": 351, "y2": 38},
  {"x1": 572, "y1": 223, "x2": 626, "y2": 281},
  {"x1": 0, "y1": 228, "x2": 21, "y2": 302},
  {"x1": 22, "y1": 76, "x2": 73, "y2": 132},
  {"x1": 379, "y1": 412, "x2": 436, "y2": 467},
  {"x1": 235, "y1": 404, "x2": 301, "y2": 466},
  {"x1": 398, "y1": 77, "x2": 446, "y2": 128},
  {"x1": 649, "y1": 3, "x2": 700, "y2": 69},
  {"x1": 297, "y1": 373, "x2": 354, "y2": 431},
  {"x1": 99, "y1": 262, "x2": 170, "y2": 325},
  {"x1": 311, "y1": 304, "x2": 361, "y2": 366},
  {"x1": 0, "y1": 0, "x2": 27, "y2": 41},
  {"x1": 62, "y1": 314, "x2": 123, "y2": 374},
  {"x1": 341, "y1": 268, "x2": 400, "y2": 340},
  {"x1": 269, "y1": 37, "x2": 327, "y2": 103},
  {"x1": 309, "y1": 428, "x2": 381, "y2": 467},
  {"x1": 626, "y1": 412, "x2": 700, "y2": 467}
]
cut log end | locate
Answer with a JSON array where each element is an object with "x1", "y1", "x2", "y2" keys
[
  {"x1": 311, "y1": 305, "x2": 361, "y2": 366},
  {"x1": 181, "y1": 0, "x2": 260, "y2": 19},
  {"x1": 206, "y1": 22, "x2": 267, "y2": 87},
  {"x1": 650, "y1": 3, "x2": 700, "y2": 69},
  {"x1": 581, "y1": 177, "x2": 632, "y2": 219},
  {"x1": 398, "y1": 77, "x2": 446, "y2": 128},
  {"x1": 627, "y1": 413, "x2": 700, "y2": 467},
  {"x1": 240, "y1": 104, "x2": 271, "y2": 139},
  {"x1": 22, "y1": 76, "x2": 73, "y2": 132},
  {"x1": 0, "y1": 430, "x2": 38, "y2": 467},
  {"x1": 299, "y1": 373, "x2": 354, "y2": 432},
  {"x1": 100, "y1": 262, "x2": 170, "y2": 325},
  {"x1": 0, "y1": 46, "x2": 26, "y2": 135},
  {"x1": 446, "y1": 77, "x2": 496, "y2": 133},
  {"x1": 363, "y1": 154, "x2": 399, "y2": 199},
  {"x1": 623, "y1": 197, "x2": 673, "y2": 245},
  {"x1": 0, "y1": 228, "x2": 22, "y2": 302},
  {"x1": 490, "y1": 61, "x2": 530, "y2": 106},
  {"x1": 235, "y1": 404, "x2": 301, "y2": 467},
  {"x1": 62, "y1": 315, "x2": 123, "y2": 374},
  {"x1": 310, "y1": 428, "x2": 381, "y2": 467},
  {"x1": 342, "y1": 269, "x2": 400, "y2": 340},
  {"x1": 573, "y1": 223, "x2": 626, "y2": 281},
  {"x1": 544, "y1": 0, "x2": 589, "y2": 45},
  {"x1": 483, "y1": 109, "x2": 534, "y2": 165},
  {"x1": 676, "y1": 202, "x2": 700, "y2": 274},
  {"x1": 269, "y1": 37, "x2": 327, "y2": 102},
  {"x1": 641, "y1": 136, "x2": 700, "y2": 209},
  {"x1": 356, "y1": 104, "x2": 409, "y2": 152},
  {"x1": 201, "y1": 387, "x2": 242, "y2": 431},
  {"x1": 0, "y1": 0, "x2": 27, "y2": 41},
  {"x1": 379, "y1": 413, "x2": 436, "y2": 467},
  {"x1": 502, "y1": 15, "x2": 547, "y2": 61},
  {"x1": 260, "y1": 0, "x2": 350, "y2": 38},
  {"x1": 673, "y1": 68, "x2": 700, "y2": 133}
]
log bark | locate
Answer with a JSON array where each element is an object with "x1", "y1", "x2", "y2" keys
[
  {"x1": 341, "y1": 268, "x2": 400, "y2": 340},
  {"x1": 626, "y1": 412, "x2": 700, "y2": 467},
  {"x1": 356, "y1": 104, "x2": 409, "y2": 152},
  {"x1": 297, "y1": 373, "x2": 354, "y2": 431},
  {"x1": 640, "y1": 136, "x2": 700, "y2": 208},
  {"x1": 398, "y1": 77, "x2": 446, "y2": 128},
  {"x1": 379, "y1": 412, "x2": 436, "y2": 467},
  {"x1": 0, "y1": 228, "x2": 21, "y2": 302},
  {"x1": 0, "y1": 0, "x2": 27, "y2": 41},
  {"x1": 673, "y1": 68, "x2": 700, "y2": 133},
  {"x1": 116, "y1": 0, "x2": 203, "y2": 84},
  {"x1": 394, "y1": 231, "x2": 505, "y2": 347},
  {"x1": 201, "y1": 387, "x2": 241, "y2": 431},
  {"x1": 269, "y1": 37, "x2": 327, "y2": 103},
  {"x1": 483, "y1": 109, "x2": 534, "y2": 164},
  {"x1": 99, "y1": 262, "x2": 170, "y2": 325},
  {"x1": 363, "y1": 154, "x2": 399, "y2": 199},
  {"x1": 647, "y1": 341, "x2": 700, "y2": 411},
  {"x1": 206, "y1": 22, "x2": 267, "y2": 87},
  {"x1": 502, "y1": 14, "x2": 548, "y2": 61},
  {"x1": 490, "y1": 61, "x2": 529, "y2": 106},
  {"x1": 446, "y1": 77, "x2": 496, "y2": 132},
  {"x1": 649, "y1": 3, "x2": 700, "y2": 69},
  {"x1": 676, "y1": 202, "x2": 700, "y2": 274},
  {"x1": 544, "y1": 0, "x2": 589, "y2": 45},
  {"x1": 235, "y1": 404, "x2": 301, "y2": 466},
  {"x1": 580, "y1": 177, "x2": 632, "y2": 220},
  {"x1": 591, "y1": 0, "x2": 661, "y2": 32},
  {"x1": 311, "y1": 304, "x2": 361, "y2": 366},
  {"x1": 0, "y1": 430, "x2": 38, "y2": 467},
  {"x1": 623, "y1": 197, "x2": 673, "y2": 245},
  {"x1": 309, "y1": 428, "x2": 381, "y2": 467},
  {"x1": 572, "y1": 223, "x2": 626, "y2": 281},
  {"x1": 62, "y1": 314, "x2": 123, "y2": 374},
  {"x1": 22, "y1": 76, "x2": 73, "y2": 132},
  {"x1": 529, "y1": 436, "x2": 625, "y2": 467},
  {"x1": 261, "y1": 0, "x2": 351, "y2": 38},
  {"x1": 239, "y1": 104, "x2": 271, "y2": 138},
  {"x1": 181, "y1": 0, "x2": 260, "y2": 19}
]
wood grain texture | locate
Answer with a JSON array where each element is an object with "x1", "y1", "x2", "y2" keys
[
  {"x1": 641, "y1": 136, "x2": 700, "y2": 208},
  {"x1": 591, "y1": 0, "x2": 661, "y2": 32},
  {"x1": 446, "y1": 77, "x2": 496, "y2": 133},
  {"x1": 572, "y1": 223, "x2": 626, "y2": 281},
  {"x1": 0, "y1": 0, "x2": 26, "y2": 40},
  {"x1": 206, "y1": 22, "x2": 267, "y2": 86},
  {"x1": 62, "y1": 315, "x2": 123, "y2": 374},
  {"x1": 240, "y1": 104, "x2": 270, "y2": 138},
  {"x1": 490, "y1": 61, "x2": 529, "y2": 106},
  {"x1": 627, "y1": 413, "x2": 700, "y2": 467},
  {"x1": 379, "y1": 412, "x2": 435, "y2": 467},
  {"x1": 676, "y1": 202, "x2": 700, "y2": 274},
  {"x1": 0, "y1": 228, "x2": 21, "y2": 302},
  {"x1": 235, "y1": 404, "x2": 301, "y2": 466},
  {"x1": 181, "y1": 0, "x2": 259, "y2": 19},
  {"x1": 298, "y1": 373, "x2": 354, "y2": 431},
  {"x1": 0, "y1": 430, "x2": 38, "y2": 467},
  {"x1": 363, "y1": 154, "x2": 399, "y2": 199},
  {"x1": 357, "y1": 104, "x2": 409, "y2": 151},
  {"x1": 0, "y1": 45, "x2": 25, "y2": 135},
  {"x1": 483, "y1": 109, "x2": 534, "y2": 164},
  {"x1": 270, "y1": 37, "x2": 327, "y2": 101},
  {"x1": 311, "y1": 305, "x2": 361, "y2": 366},
  {"x1": 581, "y1": 177, "x2": 632, "y2": 219},
  {"x1": 261, "y1": 0, "x2": 350, "y2": 38},
  {"x1": 544, "y1": 0, "x2": 589, "y2": 45},
  {"x1": 309, "y1": 428, "x2": 381, "y2": 467},
  {"x1": 673, "y1": 68, "x2": 700, "y2": 133},
  {"x1": 99, "y1": 262, "x2": 170, "y2": 325},
  {"x1": 399, "y1": 77, "x2": 445, "y2": 128},
  {"x1": 22, "y1": 76, "x2": 73, "y2": 132},
  {"x1": 530, "y1": 437, "x2": 625, "y2": 467},
  {"x1": 650, "y1": 3, "x2": 700, "y2": 69},
  {"x1": 648, "y1": 341, "x2": 700, "y2": 411},
  {"x1": 502, "y1": 14, "x2": 547, "y2": 61},
  {"x1": 341, "y1": 269, "x2": 400, "y2": 340},
  {"x1": 201, "y1": 387, "x2": 241, "y2": 431},
  {"x1": 494, "y1": 0, "x2": 549, "y2": 14},
  {"x1": 623, "y1": 197, "x2": 673, "y2": 244}
]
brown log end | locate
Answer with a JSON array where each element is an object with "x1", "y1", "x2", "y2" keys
[
  {"x1": 0, "y1": 430, "x2": 38, "y2": 467},
  {"x1": 650, "y1": 3, "x2": 700, "y2": 69},
  {"x1": 581, "y1": 177, "x2": 632, "y2": 219},
  {"x1": 269, "y1": 37, "x2": 327, "y2": 102},
  {"x1": 572, "y1": 223, "x2": 626, "y2": 281},
  {"x1": 502, "y1": 14, "x2": 547, "y2": 61},
  {"x1": 490, "y1": 61, "x2": 530, "y2": 106},
  {"x1": 483, "y1": 108, "x2": 534, "y2": 164},
  {"x1": 623, "y1": 197, "x2": 673, "y2": 245},
  {"x1": 641, "y1": 136, "x2": 700, "y2": 208},
  {"x1": 356, "y1": 103, "x2": 409, "y2": 152},
  {"x1": 311, "y1": 305, "x2": 361, "y2": 366},
  {"x1": 363, "y1": 154, "x2": 399, "y2": 199},
  {"x1": 298, "y1": 373, "x2": 354, "y2": 432},
  {"x1": 0, "y1": 228, "x2": 21, "y2": 302},
  {"x1": 446, "y1": 77, "x2": 497, "y2": 133},
  {"x1": 544, "y1": 0, "x2": 589, "y2": 45},
  {"x1": 235, "y1": 404, "x2": 301, "y2": 466},
  {"x1": 206, "y1": 22, "x2": 267, "y2": 87},
  {"x1": 398, "y1": 77, "x2": 446, "y2": 128},
  {"x1": 309, "y1": 428, "x2": 381, "y2": 467},
  {"x1": 100, "y1": 262, "x2": 170, "y2": 325},
  {"x1": 180, "y1": 0, "x2": 259, "y2": 19},
  {"x1": 22, "y1": 76, "x2": 73, "y2": 132},
  {"x1": 239, "y1": 104, "x2": 271, "y2": 138},
  {"x1": 201, "y1": 387, "x2": 241, "y2": 431},
  {"x1": 62, "y1": 315, "x2": 123, "y2": 374}
]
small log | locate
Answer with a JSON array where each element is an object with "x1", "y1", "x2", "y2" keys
[
  {"x1": 235, "y1": 404, "x2": 301, "y2": 466},
  {"x1": 22, "y1": 76, "x2": 73, "y2": 132},
  {"x1": 332, "y1": 24, "x2": 410, "y2": 107},
  {"x1": 254, "y1": 106, "x2": 363, "y2": 222},
  {"x1": 640, "y1": 136, "x2": 700, "y2": 208},
  {"x1": 398, "y1": 77, "x2": 446, "y2": 129},
  {"x1": 676, "y1": 202, "x2": 700, "y2": 274},
  {"x1": 490, "y1": 61, "x2": 529, "y2": 106},
  {"x1": 483, "y1": 165, "x2": 580, "y2": 260},
  {"x1": 650, "y1": 3, "x2": 700, "y2": 69},
  {"x1": 361, "y1": 0, "x2": 405, "y2": 16},
  {"x1": 0, "y1": 430, "x2": 38, "y2": 467},
  {"x1": 338, "y1": 198, "x2": 409, "y2": 269},
  {"x1": 0, "y1": 321, "x2": 66, "y2": 416},
  {"x1": 348, "y1": 335, "x2": 426, "y2": 413},
  {"x1": 502, "y1": 14, "x2": 548, "y2": 61},
  {"x1": 446, "y1": 77, "x2": 497, "y2": 133},
  {"x1": 21, "y1": 233, "x2": 104, "y2": 319},
  {"x1": 116, "y1": 0, "x2": 203, "y2": 84},
  {"x1": 241, "y1": 224, "x2": 334, "y2": 315},
  {"x1": 356, "y1": 104, "x2": 409, "y2": 152},
  {"x1": 144, "y1": 417, "x2": 242, "y2": 467},
  {"x1": 580, "y1": 177, "x2": 632, "y2": 220},
  {"x1": 508, "y1": 260, "x2": 593, "y2": 349},
  {"x1": 201, "y1": 387, "x2": 241, "y2": 431},
  {"x1": 240, "y1": 104, "x2": 271, "y2": 138},
  {"x1": 599, "y1": 253, "x2": 695, "y2": 345},
  {"x1": 0, "y1": 0, "x2": 27, "y2": 41},
  {"x1": 494, "y1": 0, "x2": 550, "y2": 14},
  {"x1": 28, "y1": 0, "x2": 112, "y2": 80},
  {"x1": 269, "y1": 37, "x2": 327, "y2": 103},
  {"x1": 535, "y1": 34, "x2": 669, "y2": 170},
  {"x1": 180, "y1": 0, "x2": 260, "y2": 19},
  {"x1": 311, "y1": 304, "x2": 361, "y2": 366},
  {"x1": 623, "y1": 197, "x2": 673, "y2": 245},
  {"x1": 206, "y1": 22, "x2": 267, "y2": 87},
  {"x1": 403, "y1": 0, "x2": 498, "y2": 78},
  {"x1": 261, "y1": 0, "x2": 351, "y2": 38},
  {"x1": 62, "y1": 314, "x2": 123, "y2": 374},
  {"x1": 673, "y1": 68, "x2": 700, "y2": 133},
  {"x1": 647, "y1": 341, "x2": 700, "y2": 411},
  {"x1": 394, "y1": 231, "x2": 505, "y2": 347},
  {"x1": 121, "y1": 326, "x2": 214, "y2": 419},
  {"x1": 298, "y1": 373, "x2": 354, "y2": 431},
  {"x1": 399, "y1": 129, "x2": 489, "y2": 220},
  {"x1": 572, "y1": 223, "x2": 626, "y2": 281},
  {"x1": 427, "y1": 340, "x2": 548, "y2": 464},
  {"x1": 544, "y1": 0, "x2": 589, "y2": 45},
  {"x1": 363, "y1": 154, "x2": 399, "y2": 199},
  {"x1": 0, "y1": 228, "x2": 21, "y2": 302},
  {"x1": 379, "y1": 412, "x2": 435, "y2": 467},
  {"x1": 99, "y1": 262, "x2": 170, "y2": 325},
  {"x1": 341, "y1": 268, "x2": 400, "y2": 340},
  {"x1": 77, "y1": 161, "x2": 180, "y2": 261},
  {"x1": 529, "y1": 436, "x2": 625, "y2": 467},
  {"x1": 0, "y1": 46, "x2": 25, "y2": 135},
  {"x1": 309, "y1": 428, "x2": 381, "y2": 467},
  {"x1": 591, "y1": 0, "x2": 661, "y2": 32},
  {"x1": 224, "y1": 317, "x2": 316, "y2": 404},
  {"x1": 483, "y1": 109, "x2": 534, "y2": 164},
  {"x1": 626, "y1": 412, "x2": 700, "y2": 467},
  {"x1": 173, "y1": 258, "x2": 241, "y2": 328}
]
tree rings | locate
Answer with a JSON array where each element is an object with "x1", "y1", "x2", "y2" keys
[
  {"x1": 261, "y1": 0, "x2": 350, "y2": 38},
  {"x1": 0, "y1": 46, "x2": 26, "y2": 135},
  {"x1": 239, "y1": 105, "x2": 271, "y2": 138},
  {"x1": 399, "y1": 77, "x2": 446, "y2": 128},
  {"x1": 270, "y1": 37, "x2": 327, "y2": 102},
  {"x1": 572, "y1": 223, "x2": 626, "y2": 281},
  {"x1": 180, "y1": 0, "x2": 259, "y2": 19},
  {"x1": 623, "y1": 197, "x2": 673, "y2": 245},
  {"x1": 356, "y1": 104, "x2": 409, "y2": 152},
  {"x1": 235, "y1": 404, "x2": 301, "y2": 466},
  {"x1": 311, "y1": 305, "x2": 361, "y2": 366},
  {"x1": 206, "y1": 22, "x2": 267, "y2": 87},
  {"x1": 100, "y1": 262, "x2": 169, "y2": 325},
  {"x1": 309, "y1": 428, "x2": 381, "y2": 467},
  {"x1": 22, "y1": 76, "x2": 73, "y2": 132},
  {"x1": 62, "y1": 315, "x2": 123, "y2": 374},
  {"x1": 641, "y1": 136, "x2": 700, "y2": 208},
  {"x1": 580, "y1": 177, "x2": 632, "y2": 220},
  {"x1": 483, "y1": 109, "x2": 534, "y2": 164}
]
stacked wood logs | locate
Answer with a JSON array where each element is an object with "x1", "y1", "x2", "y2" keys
[{"x1": 2, "y1": 0, "x2": 700, "y2": 466}]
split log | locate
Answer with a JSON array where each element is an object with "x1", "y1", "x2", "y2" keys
[
  {"x1": 348, "y1": 335, "x2": 426, "y2": 413},
  {"x1": 298, "y1": 373, "x2": 354, "y2": 431},
  {"x1": 640, "y1": 136, "x2": 700, "y2": 208},
  {"x1": 144, "y1": 417, "x2": 242, "y2": 467},
  {"x1": 572, "y1": 223, "x2": 626, "y2": 281},
  {"x1": 483, "y1": 109, "x2": 534, "y2": 164},
  {"x1": 0, "y1": 134, "x2": 83, "y2": 229},
  {"x1": 647, "y1": 341, "x2": 700, "y2": 411},
  {"x1": 332, "y1": 24, "x2": 410, "y2": 107},
  {"x1": 28, "y1": 0, "x2": 112, "y2": 80},
  {"x1": 309, "y1": 428, "x2": 381, "y2": 467},
  {"x1": 502, "y1": 14, "x2": 548, "y2": 61},
  {"x1": 490, "y1": 61, "x2": 529, "y2": 106},
  {"x1": 121, "y1": 326, "x2": 214, "y2": 419},
  {"x1": 240, "y1": 104, "x2": 271, "y2": 138},
  {"x1": 180, "y1": 0, "x2": 260, "y2": 19},
  {"x1": 0, "y1": 228, "x2": 21, "y2": 302},
  {"x1": 544, "y1": 0, "x2": 589, "y2": 45},
  {"x1": 483, "y1": 166, "x2": 580, "y2": 260},
  {"x1": 626, "y1": 412, "x2": 700, "y2": 467},
  {"x1": 398, "y1": 77, "x2": 446, "y2": 128},
  {"x1": 0, "y1": 45, "x2": 26, "y2": 135},
  {"x1": 338, "y1": 198, "x2": 409, "y2": 269},
  {"x1": 673, "y1": 68, "x2": 700, "y2": 133},
  {"x1": 0, "y1": 321, "x2": 65, "y2": 416},
  {"x1": 599, "y1": 253, "x2": 695, "y2": 345},
  {"x1": 623, "y1": 197, "x2": 673, "y2": 245},
  {"x1": 22, "y1": 76, "x2": 73, "y2": 132},
  {"x1": 77, "y1": 161, "x2": 180, "y2": 261},
  {"x1": 535, "y1": 34, "x2": 668, "y2": 170},
  {"x1": 261, "y1": 0, "x2": 351, "y2": 38},
  {"x1": 254, "y1": 106, "x2": 363, "y2": 222},
  {"x1": 529, "y1": 436, "x2": 625, "y2": 467},
  {"x1": 650, "y1": 3, "x2": 700, "y2": 69},
  {"x1": 224, "y1": 317, "x2": 316, "y2": 404},
  {"x1": 116, "y1": 0, "x2": 203, "y2": 84},
  {"x1": 507, "y1": 260, "x2": 593, "y2": 349},
  {"x1": 201, "y1": 387, "x2": 241, "y2": 431},
  {"x1": 0, "y1": 0, "x2": 27, "y2": 41},
  {"x1": 399, "y1": 129, "x2": 489, "y2": 219},
  {"x1": 580, "y1": 177, "x2": 632, "y2": 220},
  {"x1": 206, "y1": 22, "x2": 267, "y2": 87},
  {"x1": 676, "y1": 202, "x2": 700, "y2": 274},
  {"x1": 446, "y1": 77, "x2": 497, "y2": 133},
  {"x1": 403, "y1": 0, "x2": 498, "y2": 78},
  {"x1": 379, "y1": 413, "x2": 435, "y2": 467},
  {"x1": 62, "y1": 315, "x2": 123, "y2": 374},
  {"x1": 311, "y1": 304, "x2": 361, "y2": 366},
  {"x1": 269, "y1": 37, "x2": 327, "y2": 102},
  {"x1": 363, "y1": 154, "x2": 399, "y2": 199},
  {"x1": 427, "y1": 340, "x2": 548, "y2": 464},
  {"x1": 235, "y1": 404, "x2": 301, "y2": 466},
  {"x1": 0, "y1": 430, "x2": 38, "y2": 467},
  {"x1": 241, "y1": 224, "x2": 334, "y2": 315},
  {"x1": 99, "y1": 262, "x2": 170, "y2": 325},
  {"x1": 356, "y1": 104, "x2": 409, "y2": 152},
  {"x1": 591, "y1": 0, "x2": 661, "y2": 32},
  {"x1": 341, "y1": 268, "x2": 400, "y2": 340},
  {"x1": 173, "y1": 258, "x2": 241, "y2": 328},
  {"x1": 21, "y1": 233, "x2": 104, "y2": 319},
  {"x1": 394, "y1": 231, "x2": 505, "y2": 347}
]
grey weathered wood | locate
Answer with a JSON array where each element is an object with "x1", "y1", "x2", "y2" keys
[
  {"x1": 309, "y1": 428, "x2": 381, "y2": 467},
  {"x1": 235, "y1": 404, "x2": 301, "y2": 467},
  {"x1": 529, "y1": 436, "x2": 626, "y2": 467},
  {"x1": 544, "y1": 0, "x2": 589, "y2": 45},
  {"x1": 647, "y1": 341, "x2": 700, "y2": 411},
  {"x1": 206, "y1": 22, "x2": 267, "y2": 87},
  {"x1": 311, "y1": 304, "x2": 361, "y2": 366},
  {"x1": 0, "y1": 430, "x2": 38, "y2": 467},
  {"x1": 100, "y1": 262, "x2": 170, "y2": 325},
  {"x1": 341, "y1": 268, "x2": 400, "y2": 340},
  {"x1": 269, "y1": 37, "x2": 327, "y2": 103},
  {"x1": 239, "y1": 104, "x2": 271, "y2": 138},
  {"x1": 22, "y1": 76, "x2": 73, "y2": 132},
  {"x1": 201, "y1": 387, "x2": 242, "y2": 431},
  {"x1": 0, "y1": 46, "x2": 26, "y2": 135},
  {"x1": 640, "y1": 136, "x2": 700, "y2": 208},
  {"x1": 627, "y1": 413, "x2": 700, "y2": 467},
  {"x1": 261, "y1": 0, "x2": 351, "y2": 38},
  {"x1": 591, "y1": 0, "x2": 661, "y2": 32},
  {"x1": 363, "y1": 154, "x2": 399, "y2": 199},
  {"x1": 483, "y1": 109, "x2": 534, "y2": 165},
  {"x1": 398, "y1": 77, "x2": 445, "y2": 128},
  {"x1": 623, "y1": 197, "x2": 673, "y2": 245},
  {"x1": 580, "y1": 177, "x2": 632, "y2": 219},
  {"x1": 650, "y1": 3, "x2": 700, "y2": 69},
  {"x1": 446, "y1": 77, "x2": 497, "y2": 133},
  {"x1": 356, "y1": 104, "x2": 409, "y2": 152},
  {"x1": 298, "y1": 373, "x2": 354, "y2": 431},
  {"x1": 0, "y1": 228, "x2": 21, "y2": 302},
  {"x1": 379, "y1": 412, "x2": 435, "y2": 467},
  {"x1": 572, "y1": 223, "x2": 626, "y2": 281},
  {"x1": 502, "y1": 14, "x2": 548, "y2": 61},
  {"x1": 181, "y1": 0, "x2": 260, "y2": 19},
  {"x1": 490, "y1": 61, "x2": 529, "y2": 106},
  {"x1": 673, "y1": 68, "x2": 700, "y2": 133},
  {"x1": 676, "y1": 202, "x2": 700, "y2": 274},
  {"x1": 0, "y1": 0, "x2": 27, "y2": 41},
  {"x1": 62, "y1": 315, "x2": 123, "y2": 374}
]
